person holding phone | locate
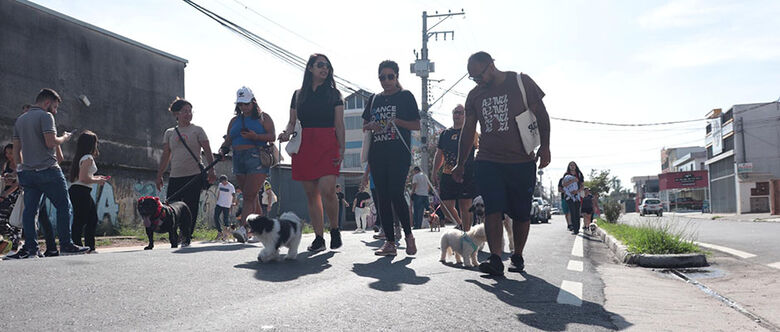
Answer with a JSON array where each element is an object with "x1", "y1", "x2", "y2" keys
[{"x1": 68, "y1": 130, "x2": 108, "y2": 253}]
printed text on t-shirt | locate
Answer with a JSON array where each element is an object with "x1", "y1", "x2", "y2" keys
[
  {"x1": 481, "y1": 94, "x2": 509, "y2": 133},
  {"x1": 372, "y1": 105, "x2": 398, "y2": 142}
]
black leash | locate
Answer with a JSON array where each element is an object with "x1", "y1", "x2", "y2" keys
[{"x1": 165, "y1": 154, "x2": 223, "y2": 203}]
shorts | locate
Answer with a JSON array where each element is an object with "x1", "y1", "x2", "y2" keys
[
  {"x1": 439, "y1": 171, "x2": 477, "y2": 201},
  {"x1": 561, "y1": 198, "x2": 569, "y2": 214},
  {"x1": 475, "y1": 160, "x2": 536, "y2": 222},
  {"x1": 232, "y1": 147, "x2": 269, "y2": 175},
  {"x1": 581, "y1": 207, "x2": 593, "y2": 215}
]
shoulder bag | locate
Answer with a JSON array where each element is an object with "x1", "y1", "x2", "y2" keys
[
  {"x1": 360, "y1": 94, "x2": 377, "y2": 165},
  {"x1": 174, "y1": 127, "x2": 210, "y2": 190},
  {"x1": 514, "y1": 73, "x2": 541, "y2": 155},
  {"x1": 285, "y1": 90, "x2": 303, "y2": 155}
]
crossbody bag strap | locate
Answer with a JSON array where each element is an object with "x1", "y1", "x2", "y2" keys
[{"x1": 174, "y1": 127, "x2": 205, "y2": 172}]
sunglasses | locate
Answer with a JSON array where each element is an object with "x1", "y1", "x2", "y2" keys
[
  {"x1": 314, "y1": 61, "x2": 331, "y2": 69},
  {"x1": 468, "y1": 62, "x2": 491, "y2": 82},
  {"x1": 237, "y1": 102, "x2": 252, "y2": 107},
  {"x1": 379, "y1": 74, "x2": 396, "y2": 81}
]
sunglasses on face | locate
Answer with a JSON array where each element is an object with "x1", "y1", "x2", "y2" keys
[
  {"x1": 237, "y1": 102, "x2": 251, "y2": 107},
  {"x1": 379, "y1": 74, "x2": 396, "y2": 81},
  {"x1": 469, "y1": 63, "x2": 491, "y2": 82},
  {"x1": 452, "y1": 111, "x2": 465, "y2": 115},
  {"x1": 315, "y1": 61, "x2": 331, "y2": 69}
]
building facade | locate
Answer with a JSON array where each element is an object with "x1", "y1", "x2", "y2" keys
[
  {"x1": 1, "y1": 0, "x2": 188, "y2": 231},
  {"x1": 705, "y1": 103, "x2": 780, "y2": 214}
]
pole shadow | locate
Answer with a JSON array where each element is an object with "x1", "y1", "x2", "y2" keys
[
  {"x1": 172, "y1": 243, "x2": 256, "y2": 254},
  {"x1": 465, "y1": 273, "x2": 632, "y2": 331},
  {"x1": 234, "y1": 251, "x2": 335, "y2": 282},
  {"x1": 351, "y1": 256, "x2": 430, "y2": 292}
]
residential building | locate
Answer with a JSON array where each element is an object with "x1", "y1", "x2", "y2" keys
[
  {"x1": 661, "y1": 147, "x2": 705, "y2": 173},
  {"x1": 632, "y1": 175, "x2": 659, "y2": 208},
  {"x1": 705, "y1": 102, "x2": 780, "y2": 214}
]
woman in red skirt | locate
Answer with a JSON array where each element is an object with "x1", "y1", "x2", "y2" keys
[{"x1": 279, "y1": 53, "x2": 345, "y2": 252}]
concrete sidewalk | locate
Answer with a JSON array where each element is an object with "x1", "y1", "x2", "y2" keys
[{"x1": 641, "y1": 211, "x2": 780, "y2": 223}]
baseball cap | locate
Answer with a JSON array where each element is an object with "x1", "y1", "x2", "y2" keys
[
  {"x1": 219, "y1": 174, "x2": 228, "y2": 181},
  {"x1": 235, "y1": 86, "x2": 254, "y2": 104}
]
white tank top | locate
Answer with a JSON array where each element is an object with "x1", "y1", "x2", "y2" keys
[{"x1": 70, "y1": 154, "x2": 97, "y2": 188}]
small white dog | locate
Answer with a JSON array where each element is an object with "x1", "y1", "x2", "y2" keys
[
  {"x1": 246, "y1": 212, "x2": 303, "y2": 262},
  {"x1": 469, "y1": 196, "x2": 515, "y2": 252},
  {"x1": 439, "y1": 223, "x2": 488, "y2": 267}
]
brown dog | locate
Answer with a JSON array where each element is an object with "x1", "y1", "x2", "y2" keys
[{"x1": 426, "y1": 210, "x2": 440, "y2": 232}]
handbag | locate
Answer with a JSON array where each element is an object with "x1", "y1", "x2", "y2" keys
[
  {"x1": 360, "y1": 94, "x2": 377, "y2": 164},
  {"x1": 285, "y1": 90, "x2": 303, "y2": 155},
  {"x1": 174, "y1": 127, "x2": 210, "y2": 190},
  {"x1": 515, "y1": 73, "x2": 541, "y2": 155},
  {"x1": 8, "y1": 190, "x2": 24, "y2": 228},
  {"x1": 244, "y1": 113, "x2": 277, "y2": 168}
]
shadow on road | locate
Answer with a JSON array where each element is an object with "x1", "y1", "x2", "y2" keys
[
  {"x1": 352, "y1": 256, "x2": 430, "y2": 292},
  {"x1": 234, "y1": 251, "x2": 335, "y2": 282},
  {"x1": 172, "y1": 243, "x2": 255, "y2": 254},
  {"x1": 361, "y1": 239, "x2": 384, "y2": 249},
  {"x1": 466, "y1": 273, "x2": 632, "y2": 331}
]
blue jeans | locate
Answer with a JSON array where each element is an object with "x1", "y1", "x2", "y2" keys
[
  {"x1": 412, "y1": 194, "x2": 429, "y2": 229},
  {"x1": 18, "y1": 167, "x2": 74, "y2": 252},
  {"x1": 213, "y1": 206, "x2": 230, "y2": 232}
]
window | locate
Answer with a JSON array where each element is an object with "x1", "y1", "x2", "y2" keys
[
  {"x1": 345, "y1": 141, "x2": 362, "y2": 149},
  {"x1": 343, "y1": 153, "x2": 361, "y2": 168},
  {"x1": 345, "y1": 116, "x2": 363, "y2": 130}
]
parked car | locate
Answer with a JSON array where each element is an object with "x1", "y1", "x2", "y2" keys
[
  {"x1": 639, "y1": 198, "x2": 663, "y2": 216},
  {"x1": 531, "y1": 197, "x2": 551, "y2": 223},
  {"x1": 551, "y1": 207, "x2": 561, "y2": 215},
  {"x1": 671, "y1": 197, "x2": 702, "y2": 210}
]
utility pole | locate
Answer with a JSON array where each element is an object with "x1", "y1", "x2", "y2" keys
[{"x1": 411, "y1": 9, "x2": 464, "y2": 176}]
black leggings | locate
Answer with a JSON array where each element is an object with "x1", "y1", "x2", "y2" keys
[
  {"x1": 568, "y1": 199, "x2": 581, "y2": 232},
  {"x1": 167, "y1": 174, "x2": 201, "y2": 237},
  {"x1": 369, "y1": 160, "x2": 412, "y2": 243},
  {"x1": 69, "y1": 185, "x2": 98, "y2": 250}
]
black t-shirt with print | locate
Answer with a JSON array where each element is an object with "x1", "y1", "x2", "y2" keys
[
  {"x1": 361, "y1": 90, "x2": 420, "y2": 162},
  {"x1": 290, "y1": 84, "x2": 344, "y2": 128},
  {"x1": 437, "y1": 128, "x2": 475, "y2": 174},
  {"x1": 355, "y1": 191, "x2": 371, "y2": 208}
]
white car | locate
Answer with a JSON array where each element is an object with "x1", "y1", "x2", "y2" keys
[
  {"x1": 531, "y1": 197, "x2": 551, "y2": 223},
  {"x1": 639, "y1": 198, "x2": 663, "y2": 217}
]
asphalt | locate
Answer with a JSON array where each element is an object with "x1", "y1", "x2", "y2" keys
[{"x1": 0, "y1": 215, "x2": 773, "y2": 331}]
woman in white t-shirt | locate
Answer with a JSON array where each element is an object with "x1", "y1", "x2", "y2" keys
[{"x1": 68, "y1": 131, "x2": 109, "y2": 253}]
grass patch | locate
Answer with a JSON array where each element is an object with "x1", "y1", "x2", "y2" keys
[
  {"x1": 596, "y1": 218, "x2": 701, "y2": 255},
  {"x1": 711, "y1": 216, "x2": 723, "y2": 220}
]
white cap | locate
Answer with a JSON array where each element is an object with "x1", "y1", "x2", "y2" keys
[{"x1": 235, "y1": 86, "x2": 254, "y2": 104}]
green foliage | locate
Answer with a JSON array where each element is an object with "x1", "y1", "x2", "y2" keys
[
  {"x1": 584, "y1": 169, "x2": 612, "y2": 197},
  {"x1": 603, "y1": 200, "x2": 622, "y2": 222},
  {"x1": 596, "y1": 218, "x2": 701, "y2": 255}
]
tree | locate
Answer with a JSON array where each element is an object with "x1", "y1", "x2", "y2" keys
[{"x1": 584, "y1": 169, "x2": 612, "y2": 197}]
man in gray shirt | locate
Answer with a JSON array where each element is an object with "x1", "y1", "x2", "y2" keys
[{"x1": 7, "y1": 88, "x2": 88, "y2": 259}]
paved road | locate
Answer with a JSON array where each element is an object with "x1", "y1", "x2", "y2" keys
[{"x1": 1, "y1": 216, "x2": 628, "y2": 331}]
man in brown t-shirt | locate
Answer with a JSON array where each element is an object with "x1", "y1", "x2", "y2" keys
[{"x1": 453, "y1": 51, "x2": 551, "y2": 276}]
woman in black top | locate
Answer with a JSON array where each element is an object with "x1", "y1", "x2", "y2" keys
[
  {"x1": 278, "y1": 54, "x2": 345, "y2": 252},
  {"x1": 362, "y1": 60, "x2": 421, "y2": 256}
]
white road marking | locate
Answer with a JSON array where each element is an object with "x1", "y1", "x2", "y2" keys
[
  {"x1": 571, "y1": 235, "x2": 583, "y2": 257},
  {"x1": 694, "y1": 241, "x2": 756, "y2": 259},
  {"x1": 567, "y1": 260, "x2": 584, "y2": 272},
  {"x1": 768, "y1": 262, "x2": 780, "y2": 270},
  {"x1": 557, "y1": 280, "x2": 583, "y2": 306}
]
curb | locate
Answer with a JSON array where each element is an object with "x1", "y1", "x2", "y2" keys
[{"x1": 594, "y1": 226, "x2": 708, "y2": 268}]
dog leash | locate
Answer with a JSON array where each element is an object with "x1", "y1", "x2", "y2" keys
[
  {"x1": 390, "y1": 121, "x2": 458, "y2": 224},
  {"x1": 460, "y1": 232, "x2": 478, "y2": 252}
]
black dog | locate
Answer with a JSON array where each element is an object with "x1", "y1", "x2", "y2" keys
[{"x1": 137, "y1": 196, "x2": 192, "y2": 250}]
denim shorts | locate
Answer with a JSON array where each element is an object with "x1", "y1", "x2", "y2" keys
[
  {"x1": 475, "y1": 160, "x2": 536, "y2": 222},
  {"x1": 232, "y1": 147, "x2": 269, "y2": 175}
]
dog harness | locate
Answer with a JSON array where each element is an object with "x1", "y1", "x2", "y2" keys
[
  {"x1": 460, "y1": 232, "x2": 478, "y2": 252},
  {"x1": 138, "y1": 196, "x2": 166, "y2": 228}
]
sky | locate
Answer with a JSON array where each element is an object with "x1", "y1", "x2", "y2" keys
[{"x1": 29, "y1": 0, "x2": 780, "y2": 191}]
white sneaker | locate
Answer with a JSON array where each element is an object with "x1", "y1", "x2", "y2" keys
[
  {"x1": 232, "y1": 226, "x2": 247, "y2": 243},
  {"x1": 247, "y1": 235, "x2": 260, "y2": 243}
]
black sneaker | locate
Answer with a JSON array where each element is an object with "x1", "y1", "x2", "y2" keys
[
  {"x1": 4, "y1": 248, "x2": 38, "y2": 260},
  {"x1": 60, "y1": 244, "x2": 89, "y2": 255},
  {"x1": 509, "y1": 254, "x2": 524, "y2": 272},
  {"x1": 308, "y1": 236, "x2": 326, "y2": 252},
  {"x1": 478, "y1": 254, "x2": 504, "y2": 276},
  {"x1": 44, "y1": 249, "x2": 60, "y2": 257},
  {"x1": 330, "y1": 228, "x2": 342, "y2": 250}
]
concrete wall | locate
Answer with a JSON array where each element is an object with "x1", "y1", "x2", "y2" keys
[
  {"x1": 1, "y1": 1, "x2": 191, "y2": 229},
  {"x1": 734, "y1": 102, "x2": 780, "y2": 177}
]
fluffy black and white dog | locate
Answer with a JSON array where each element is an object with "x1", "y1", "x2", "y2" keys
[
  {"x1": 137, "y1": 196, "x2": 192, "y2": 250},
  {"x1": 246, "y1": 212, "x2": 303, "y2": 262}
]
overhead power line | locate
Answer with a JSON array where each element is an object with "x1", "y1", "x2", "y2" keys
[
  {"x1": 550, "y1": 117, "x2": 707, "y2": 127},
  {"x1": 182, "y1": 0, "x2": 371, "y2": 97}
]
